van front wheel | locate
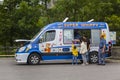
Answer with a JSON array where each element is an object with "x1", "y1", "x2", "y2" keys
[{"x1": 28, "y1": 53, "x2": 40, "y2": 65}]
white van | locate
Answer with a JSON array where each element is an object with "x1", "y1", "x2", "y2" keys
[{"x1": 15, "y1": 22, "x2": 112, "y2": 64}]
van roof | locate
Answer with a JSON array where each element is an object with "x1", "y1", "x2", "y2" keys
[{"x1": 45, "y1": 22, "x2": 108, "y2": 30}]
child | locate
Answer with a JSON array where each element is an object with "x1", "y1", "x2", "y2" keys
[{"x1": 72, "y1": 41, "x2": 78, "y2": 65}]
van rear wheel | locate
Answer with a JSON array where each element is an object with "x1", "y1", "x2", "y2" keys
[
  {"x1": 28, "y1": 53, "x2": 40, "y2": 65},
  {"x1": 89, "y1": 51, "x2": 98, "y2": 63}
]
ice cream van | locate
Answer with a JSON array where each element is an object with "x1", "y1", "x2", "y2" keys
[{"x1": 15, "y1": 21, "x2": 112, "y2": 64}]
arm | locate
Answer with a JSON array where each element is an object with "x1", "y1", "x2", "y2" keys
[
  {"x1": 71, "y1": 44, "x2": 74, "y2": 52},
  {"x1": 102, "y1": 45, "x2": 106, "y2": 53},
  {"x1": 102, "y1": 40, "x2": 106, "y2": 53},
  {"x1": 88, "y1": 44, "x2": 90, "y2": 51}
]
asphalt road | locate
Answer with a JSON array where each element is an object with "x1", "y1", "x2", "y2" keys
[{"x1": 0, "y1": 58, "x2": 120, "y2": 80}]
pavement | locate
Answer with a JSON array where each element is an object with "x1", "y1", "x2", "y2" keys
[
  {"x1": 0, "y1": 58, "x2": 120, "y2": 80},
  {"x1": 0, "y1": 55, "x2": 120, "y2": 63}
]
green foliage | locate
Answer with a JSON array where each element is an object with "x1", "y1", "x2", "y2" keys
[
  {"x1": 0, "y1": 0, "x2": 120, "y2": 49},
  {"x1": 105, "y1": 15, "x2": 120, "y2": 30},
  {"x1": 15, "y1": 1, "x2": 43, "y2": 39},
  {"x1": 51, "y1": 0, "x2": 120, "y2": 45},
  {"x1": 105, "y1": 15, "x2": 120, "y2": 45},
  {"x1": 0, "y1": 0, "x2": 43, "y2": 47}
]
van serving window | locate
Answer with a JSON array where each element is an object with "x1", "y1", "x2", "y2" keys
[{"x1": 63, "y1": 29, "x2": 73, "y2": 44}]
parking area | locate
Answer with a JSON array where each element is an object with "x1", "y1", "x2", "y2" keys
[{"x1": 0, "y1": 58, "x2": 120, "y2": 80}]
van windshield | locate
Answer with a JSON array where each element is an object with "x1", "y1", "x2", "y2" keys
[{"x1": 31, "y1": 28, "x2": 43, "y2": 41}]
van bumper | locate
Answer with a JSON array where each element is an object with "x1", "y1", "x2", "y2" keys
[{"x1": 15, "y1": 53, "x2": 29, "y2": 64}]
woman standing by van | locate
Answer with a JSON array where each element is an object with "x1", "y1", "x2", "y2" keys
[{"x1": 80, "y1": 38, "x2": 88, "y2": 65}]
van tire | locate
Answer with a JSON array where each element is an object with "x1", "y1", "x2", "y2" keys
[
  {"x1": 27, "y1": 53, "x2": 40, "y2": 65},
  {"x1": 89, "y1": 51, "x2": 98, "y2": 63}
]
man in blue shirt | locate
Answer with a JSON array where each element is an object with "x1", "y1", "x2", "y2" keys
[{"x1": 98, "y1": 35, "x2": 106, "y2": 65}]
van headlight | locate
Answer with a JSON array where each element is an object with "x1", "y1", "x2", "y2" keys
[
  {"x1": 18, "y1": 47, "x2": 26, "y2": 52},
  {"x1": 25, "y1": 45, "x2": 32, "y2": 52}
]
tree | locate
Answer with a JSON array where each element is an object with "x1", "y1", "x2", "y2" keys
[
  {"x1": 0, "y1": 0, "x2": 120, "y2": 47},
  {"x1": 0, "y1": 0, "x2": 44, "y2": 46},
  {"x1": 105, "y1": 15, "x2": 120, "y2": 45}
]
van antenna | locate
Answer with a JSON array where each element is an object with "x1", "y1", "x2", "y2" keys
[
  {"x1": 63, "y1": 17, "x2": 69, "y2": 22},
  {"x1": 87, "y1": 19, "x2": 94, "y2": 22}
]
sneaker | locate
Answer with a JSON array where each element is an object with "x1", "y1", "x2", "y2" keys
[
  {"x1": 97, "y1": 63, "x2": 102, "y2": 65},
  {"x1": 82, "y1": 63, "x2": 85, "y2": 66},
  {"x1": 101, "y1": 64, "x2": 105, "y2": 65},
  {"x1": 86, "y1": 62, "x2": 89, "y2": 65}
]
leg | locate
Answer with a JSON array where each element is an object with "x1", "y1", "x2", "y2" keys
[
  {"x1": 81, "y1": 54, "x2": 85, "y2": 65},
  {"x1": 75, "y1": 56, "x2": 78, "y2": 64},
  {"x1": 86, "y1": 51, "x2": 89, "y2": 63},
  {"x1": 98, "y1": 49, "x2": 102, "y2": 64},
  {"x1": 101, "y1": 53, "x2": 106, "y2": 65},
  {"x1": 72, "y1": 56, "x2": 75, "y2": 65},
  {"x1": 84, "y1": 53, "x2": 88, "y2": 64},
  {"x1": 82, "y1": 54, "x2": 87, "y2": 64}
]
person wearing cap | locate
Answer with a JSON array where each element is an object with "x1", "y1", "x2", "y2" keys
[{"x1": 98, "y1": 35, "x2": 106, "y2": 65}]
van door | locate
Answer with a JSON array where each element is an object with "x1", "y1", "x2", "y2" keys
[{"x1": 39, "y1": 30, "x2": 56, "y2": 53}]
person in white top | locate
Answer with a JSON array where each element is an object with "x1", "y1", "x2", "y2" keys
[
  {"x1": 80, "y1": 37, "x2": 88, "y2": 65},
  {"x1": 82, "y1": 36, "x2": 90, "y2": 63}
]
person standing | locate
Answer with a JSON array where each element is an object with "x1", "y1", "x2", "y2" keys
[
  {"x1": 83, "y1": 36, "x2": 90, "y2": 63},
  {"x1": 80, "y1": 38, "x2": 88, "y2": 65},
  {"x1": 72, "y1": 41, "x2": 78, "y2": 65},
  {"x1": 98, "y1": 35, "x2": 106, "y2": 65}
]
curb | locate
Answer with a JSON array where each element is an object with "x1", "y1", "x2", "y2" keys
[
  {"x1": 0, "y1": 55, "x2": 15, "y2": 57},
  {"x1": 106, "y1": 59, "x2": 120, "y2": 63}
]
